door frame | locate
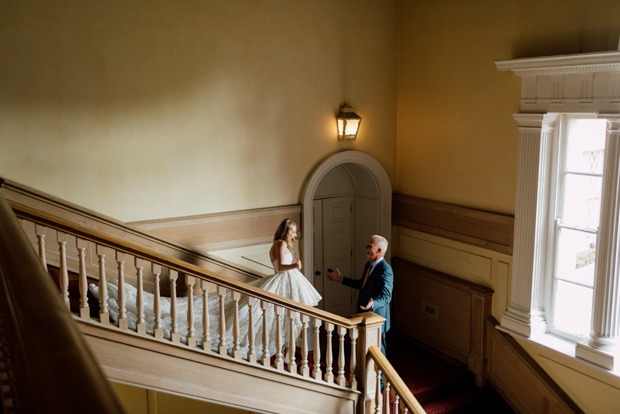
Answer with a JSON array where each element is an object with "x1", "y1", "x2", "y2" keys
[{"x1": 301, "y1": 151, "x2": 392, "y2": 285}]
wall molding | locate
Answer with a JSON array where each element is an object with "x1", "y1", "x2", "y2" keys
[
  {"x1": 0, "y1": 177, "x2": 261, "y2": 286},
  {"x1": 129, "y1": 204, "x2": 301, "y2": 253},
  {"x1": 486, "y1": 316, "x2": 585, "y2": 414},
  {"x1": 392, "y1": 193, "x2": 514, "y2": 255},
  {"x1": 392, "y1": 257, "x2": 494, "y2": 386}
]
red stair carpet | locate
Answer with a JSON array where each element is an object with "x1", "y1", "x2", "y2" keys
[
  {"x1": 385, "y1": 333, "x2": 514, "y2": 413},
  {"x1": 292, "y1": 332, "x2": 514, "y2": 414}
]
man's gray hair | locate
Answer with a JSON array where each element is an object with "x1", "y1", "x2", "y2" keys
[{"x1": 371, "y1": 235, "x2": 388, "y2": 252}]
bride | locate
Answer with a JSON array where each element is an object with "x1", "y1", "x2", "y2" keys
[{"x1": 89, "y1": 218, "x2": 322, "y2": 360}]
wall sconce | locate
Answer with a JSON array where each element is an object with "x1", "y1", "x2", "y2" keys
[{"x1": 337, "y1": 103, "x2": 362, "y2": 140}]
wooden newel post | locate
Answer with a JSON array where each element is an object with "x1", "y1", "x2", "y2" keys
[{"x1": 356, "y1": 312, "x2": 385, "y2": 414}]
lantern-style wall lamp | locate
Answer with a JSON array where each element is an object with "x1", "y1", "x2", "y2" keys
[{"x1": 337, "y1": 103, "x2": 362, "y2": 140}]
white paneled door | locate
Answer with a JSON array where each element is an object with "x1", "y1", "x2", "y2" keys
[{"x1": 313, "y1": 196, "x2": 353, "y2": 317}]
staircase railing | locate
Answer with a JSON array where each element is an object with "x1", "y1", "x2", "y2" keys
[
  {"x1": 369, "y1": 345, "x2": 427, "y2": 414},
  {"x1": 1, "y1": 184, "x2": 425, "y2": 413},
  {"x1": 0, "y1": 187, "x2": 126, "y2": 413}
]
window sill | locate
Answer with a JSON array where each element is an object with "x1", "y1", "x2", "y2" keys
[{"x1": 496, "y1": 325, "x2": 620, "y2": 381}]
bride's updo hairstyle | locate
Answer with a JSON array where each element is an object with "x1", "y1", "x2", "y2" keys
[{"x1": 274, "y1": 218, "x2": 297, "y2": 250}]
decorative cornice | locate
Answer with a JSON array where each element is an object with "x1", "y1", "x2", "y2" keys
[{"x1": 496, "y1": 51, "x2": 620, "y2": 75}]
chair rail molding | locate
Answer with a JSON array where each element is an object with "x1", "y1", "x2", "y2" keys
[{"x1": 301, "y1": 151, "x2": 392, "y2": 285}]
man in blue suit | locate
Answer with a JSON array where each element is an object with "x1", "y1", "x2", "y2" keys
[{"x1": 326, "y1": 235, "x2": 393, "y2": 356}]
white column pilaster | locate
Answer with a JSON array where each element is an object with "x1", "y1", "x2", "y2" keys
[
  {"x1": 576, "y1": 116, "x2": 620, "y2": 369},
  {"x1": 500, "y1": 113, "x2": 557, "y2": 338}
]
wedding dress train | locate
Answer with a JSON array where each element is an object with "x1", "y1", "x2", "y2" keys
[{"x1": 89, "y1": 252, "x2": 322, "y2": 359}]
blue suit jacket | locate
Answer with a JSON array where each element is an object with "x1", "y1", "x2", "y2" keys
[{"x1": 341, "y1": 259, "x2": 393, "y2": 332}]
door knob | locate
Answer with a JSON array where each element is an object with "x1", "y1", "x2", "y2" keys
[{"x1": 315, "y1": 271, "x2": 321, "y2": 276}]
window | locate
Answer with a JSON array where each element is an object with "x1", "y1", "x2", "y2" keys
[
  {"x1": 497, "y1": 50, "x2": 620, "y2": 370},
  {"x1": 548, "y1": 116, "x2": 607, "y2": 342}
]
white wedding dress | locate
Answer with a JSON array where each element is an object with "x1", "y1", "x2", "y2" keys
[{"x1": 89, "y1": 252, "x2": 322, "y2": 359}]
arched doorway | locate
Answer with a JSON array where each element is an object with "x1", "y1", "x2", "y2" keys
[{"x1": 301, "y1": 151, "x2": 391, "y2": 317}]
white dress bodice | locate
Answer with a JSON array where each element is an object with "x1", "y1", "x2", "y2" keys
[{"x1": 272, "y1": 252, "x2": 293, "y2": 273}]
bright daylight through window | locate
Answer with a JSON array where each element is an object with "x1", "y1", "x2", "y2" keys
[{"x1": 551, "y1": 117, "x2": 607, "y2": 341}]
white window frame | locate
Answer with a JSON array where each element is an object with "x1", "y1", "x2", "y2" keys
[
  {"x1": 495, "y1": 50, "x2": 620, "y2": 371},
  {"x1": 545, "y1": 113, "x2": 603, "y2": 344}
]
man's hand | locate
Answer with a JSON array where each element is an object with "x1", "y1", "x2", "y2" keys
[
  {"x1": 326, "y1": 268, "x2": 342, "y2": 282},
  {"x1": 360, "y1": 298, "x2": 373, "y2": 311}
]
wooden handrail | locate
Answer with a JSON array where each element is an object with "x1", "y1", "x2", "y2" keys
[
  {"x1": 0, "y1": 192, "x2": 126, "y2": 412},
  {"x1": 369, "y1": 345, "x2": 426, "y2": 414},
  {"x1": 8, "y1": 200, "x2": 358, "y2": 329}
]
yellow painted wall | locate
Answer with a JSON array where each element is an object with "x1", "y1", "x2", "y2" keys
[
  {"x1": 0, "y1": 0, "x2": 397, "y2": 222},
  {"x1": 111, "y1": 382, "x2": 251, "y2": 414},
  {"x1": 396, "y1": 0, "x2": 620, "y2": 215},
  {"x1": 395, "y1": 1, "x2": 620, "y2": 411}
]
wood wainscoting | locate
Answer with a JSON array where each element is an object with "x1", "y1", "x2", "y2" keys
[
  {"x1": 0, "y1": 178, "x2": 261, "y2": 293},
  {"x1": 486, "y1": 317, "x2": 585, "y2": 414},
  {"x1": 392, "y1": 193, "x2": 514, "y2": 255},
  {"x1": 392, "y1": 257, "x2": 493, "y2": 387},
  {"x1": 128, "y1": 205, "x2": 301, "y2": 253}
]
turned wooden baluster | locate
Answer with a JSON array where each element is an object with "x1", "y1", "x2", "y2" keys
[
  {"x1": 57, "y1": 232, "x2": 70, "y2": 310},
  {"x1": 393, "y1": 395, "x2": 400, "y2": 414},
  {"x1": 152, "y1": 264, "x2": 163, "y2": 339},
  {"x1": 232, "y1": 291, "x2": 241, "y2": 359},
  {"x1": 383, "y1": 382, "x2": 391, "y2": 414},
  {"x1": 325, "y1": 322, "x2": 334, "y2": 383},
  {"x1": 169, "y1": 270, "x2": 180, "y2": 343},
  {"x1": 186, "y1": 275, "x2": 196, "y2": 347},
  {"x1": 404, "y1": 407, "x2": 409, "y2": 414},
  {"x1": 337, "y1": 326, "x2": 347, "y2": 386},
  {"x1": 312, "y1": 318, "x2": 322, "y2": 380},
  {"x1": 287, "y1": 309, "x2": 298, "y2": 374},
  {"x1": 349, "y1": 327, "x2": 358, "y2": 390},
  {"x1": 96, "y1": 245, "x2": 109, "y2": 325},
  {"x1": 76, "y1": 238, "x2": 89, "y2": 319},
  {"x1": 35, "y1": 224, "x2": 46, "y2": 267},
  {"x1": 116, "y1": 252, "x2": 128, "y2": 329},
  {"x1": 300, "y1": 314, "x2": 310, "y2": 377},
  {"x1": 200, "y1": 280, "x2": 211, "y2": 351},
  {"x1": 275, "y1": 306, "x2": 284, "y2": 371},
  {"x1": 375, "y1": 368, "x2": 383, "y2": 414},
  {"x1": 247, "y1": 296, "x2": 257, "y2": 363},
  {"x1": 135, "y1": 258, "x2": 146, "y2": 334},
  {"x1": 261, "y1": 300, "x2": 270, "y2": 366},
  {"x1": 217, "y1": 286, "x2": 227, "y2": 355}
]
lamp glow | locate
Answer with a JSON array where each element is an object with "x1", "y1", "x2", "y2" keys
[{"x1": 336, "y1": 103, "x2": 361, "y2": 140}]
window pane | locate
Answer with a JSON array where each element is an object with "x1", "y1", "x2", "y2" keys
[
  {"x1": 553, "y1": 280, "x2": 592, "y2": 338},
  {"x1": 562, "y1": 174, "x2": 602, "y2": 229},
  {"x1": 556, "y1": 228, "x2": 596, "y2": 287},
  {"x1": 565, "y1": 119, "x2": 606, "y2": 174}
]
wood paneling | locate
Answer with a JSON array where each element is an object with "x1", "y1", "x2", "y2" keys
[
  {"x1": 0, "y1": 178, "x2": 261, "y2": 288},
  {"x1": 392, "y1": 194, "x2": 514, "y2": 255},
  {"x1": 77, "y1": 318, "x2": 359, "y2": 414},
  {"x1": 392, "y1": 257, "x2": 493, "y2": 386},
  {"x1": 486, "y1": 317, "x2": 585, "y2": 414},
  {"x1": 128, "y1": 205, "x2": 302, "y2": 253}
]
